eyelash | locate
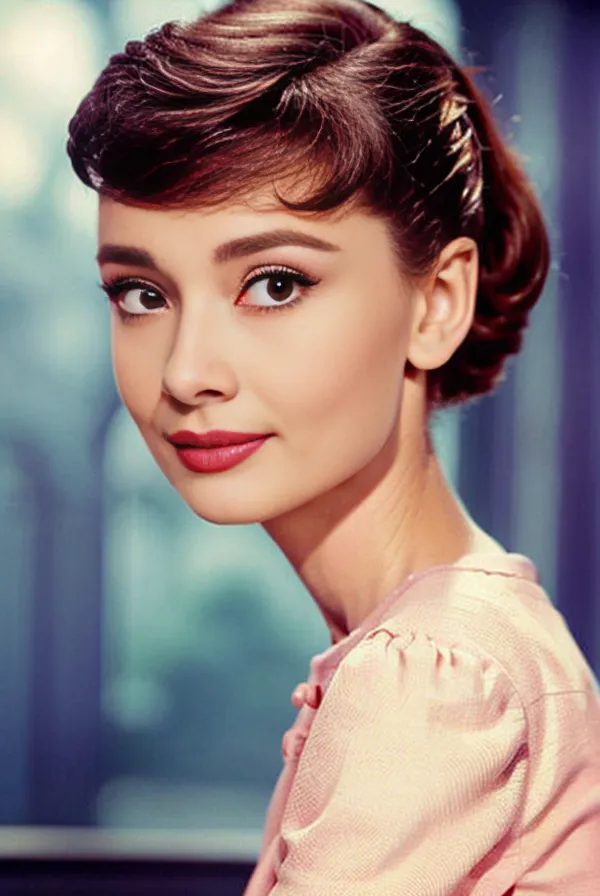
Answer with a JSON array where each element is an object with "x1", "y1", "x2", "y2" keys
[{"x1": 98, "y1": 264, "x2": 320, "y2": 325}]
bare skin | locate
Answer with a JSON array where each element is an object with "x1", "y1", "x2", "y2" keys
[{"x1": 97, "y1": 187, "x2": 502, "y2": 646}]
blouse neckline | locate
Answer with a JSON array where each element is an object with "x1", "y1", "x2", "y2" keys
[{"x1": 308, "y1": 550, "x2": 539, "y2": 684}]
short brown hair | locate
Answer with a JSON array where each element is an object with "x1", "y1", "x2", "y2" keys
[{"x1": 67, "y1": 0, "x2": 550, "y2": 408}]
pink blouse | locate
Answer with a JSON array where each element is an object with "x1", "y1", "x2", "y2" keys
[{"x1": 243, "y1": 550, "x2": 600, "y2": 894}]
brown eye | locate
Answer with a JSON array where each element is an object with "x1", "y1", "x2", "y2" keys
[
  {"x1": 119, "y1": 286, "x2": 164, "y2": 315},
  {"x1": 266, "y1": 274, "x2": 295, "y2": 302},
  {"x1": 101, "y1": 279, "x2": 167, "y2": 319},
  {"x1": 244, "y1": 272, "x2": 299, "y2": 307}
]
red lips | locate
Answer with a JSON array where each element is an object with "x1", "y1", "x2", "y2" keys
[
  {"x1": 166, "y1": 429, "x2": 273, "y2": 474},
  {"x1": 167, "y1": 429, "x2": 268, "y2": 448}
]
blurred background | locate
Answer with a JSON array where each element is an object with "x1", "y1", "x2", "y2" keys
[{"x1": 1, "y1": 0, "x2": 599, "y2": 891}]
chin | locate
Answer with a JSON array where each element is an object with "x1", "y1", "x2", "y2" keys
[
  {"x1": 191, "y1": 502, "x2": 269, "y2": 527},
  {"x1": 167, "y1": 479, "x2": 293, "y2": 527},
  {"x1": 153, "y1": 441, "x2": 370, "y2": 528}
]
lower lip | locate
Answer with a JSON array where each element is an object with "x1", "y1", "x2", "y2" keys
[{"x1": 173, "y1": 437, "x2": 271, "y2": 473}]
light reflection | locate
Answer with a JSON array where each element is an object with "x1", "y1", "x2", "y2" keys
[
  {"x1": 1, "y1": 0, "x2": 99, "y2": 116},
  {"x1": 0, "y1": 109, "x2": 43, "y2": 205}
]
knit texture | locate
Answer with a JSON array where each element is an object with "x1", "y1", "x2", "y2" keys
[{"x1": 243, "y1": 551, "x2": 600, "y2": 895}]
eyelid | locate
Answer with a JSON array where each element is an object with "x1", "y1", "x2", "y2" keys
[
  {"x1": 240, "y1": 263, "x2": 317, "y2": 291},
  {"x1": 236, "y1": 264, "x2": 320, "y2": 310},
  {"x1": 100, "y1": 276, "x2": 165, "y2": 304},
  {"x1": 99, "y1": 261, "x2": 320, "y2": 312},
  {"x1": 101, "y1": 276, "x2": 158, "y2": 292}
]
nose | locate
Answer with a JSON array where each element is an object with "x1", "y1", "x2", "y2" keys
[{"x1": 161, "y1": 305, "x2": 239, "y2": 407}]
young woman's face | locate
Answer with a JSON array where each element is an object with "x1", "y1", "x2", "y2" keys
[{"x1": 97, "y1": 190, "x2": 418, "y2": 524}]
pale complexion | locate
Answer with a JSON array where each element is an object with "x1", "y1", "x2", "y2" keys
[{"x1": 98, "y1": 188, "x2": 500, "y2": 645}]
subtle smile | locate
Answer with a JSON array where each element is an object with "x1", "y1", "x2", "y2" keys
[{"x1": 167, "y1": 430, "x2": 273, "y2": 473}]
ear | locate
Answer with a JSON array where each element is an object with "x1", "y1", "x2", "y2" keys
[{"x1": 407, "y1": 237, "x2": 479, "y2": 372}]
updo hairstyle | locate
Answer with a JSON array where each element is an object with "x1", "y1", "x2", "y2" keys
[{"x1": 67, "y1": 0, "x2": 550, "y2": 407}]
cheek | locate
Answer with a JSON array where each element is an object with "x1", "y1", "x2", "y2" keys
[
  {"x1": 266, "y1": 297, "x2": 410, "y2": 444},
  {"x1": 111, "y1": 333, "x2": 160, "y2": 425}
]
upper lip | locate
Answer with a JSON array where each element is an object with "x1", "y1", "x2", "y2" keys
[{"x1": 167, "y1": 429, "x2": 271, "y2": 448}]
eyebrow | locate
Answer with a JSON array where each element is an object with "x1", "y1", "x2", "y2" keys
[{"x1": 96, "y1": 228, "x2": 341, "y2": 269}]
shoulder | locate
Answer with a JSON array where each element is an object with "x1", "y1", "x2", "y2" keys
[
  {"x1": 356, "y1": 565, "x2": 600, "y2": 811},
  {"x1": 316, "y1": 564, "x2": 540, "y2": 749},
  {"x1": 332, "y1": 627, "x2": 527, "y2": 743},
  {"x1": 281, "y1": 628, "x2": 529, "y2": 887},
  {"x1": 374, "y1": 562, "x2": 593, "y2": 704}
]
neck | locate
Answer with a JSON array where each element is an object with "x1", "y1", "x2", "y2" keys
[{"x1": 262, "y1": 405, "x2": 487, "y2": 645}]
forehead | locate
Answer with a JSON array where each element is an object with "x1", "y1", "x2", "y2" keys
[
  {"x1": 97, "y1": 188, "x2": 396, "y2": 263},
  {"x1": 99, "y1": 178, "x2": 348, "y2": 226}
]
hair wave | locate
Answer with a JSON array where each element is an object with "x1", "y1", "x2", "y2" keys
[{"x1": 67, "y1": 0, "x2": 550, "y2": 407}]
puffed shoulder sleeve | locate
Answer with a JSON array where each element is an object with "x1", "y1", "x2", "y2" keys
[{"x1": 273, "y1": 630, "x2": 528, "y2": 895}]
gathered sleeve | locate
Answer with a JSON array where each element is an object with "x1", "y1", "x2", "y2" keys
[{"x1": 273, "y1": 629, "x2": 528, "y2": 895}]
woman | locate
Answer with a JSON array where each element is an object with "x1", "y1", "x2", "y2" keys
[{"x1": 67, "y1": 0, "x2": 600, "y2": 891}]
